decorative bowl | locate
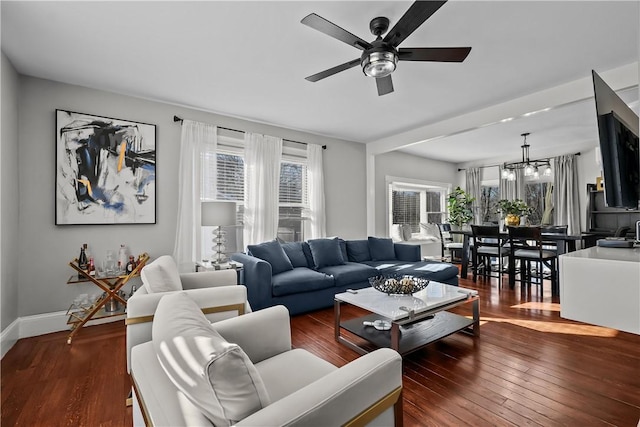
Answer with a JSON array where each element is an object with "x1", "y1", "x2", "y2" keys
[{"x1": 368, "y1": 275, "x2": 429, "y2": 295}]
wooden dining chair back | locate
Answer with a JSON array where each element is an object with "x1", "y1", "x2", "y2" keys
[
  {"x1": 436, "y1": 223, "x2": 463, "y2": 263},
  {"x1": 471, "y1": 225, "x2": 509, "y2": 287},
  {"x1": 540, "y1": 225, "x2": 568, "y2": 253},
  {"x1": 507, "y1": 226, "x2": 559, "y2": 296}
]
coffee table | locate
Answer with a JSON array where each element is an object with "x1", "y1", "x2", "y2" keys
[{"x1": 334, "y1": 282, "x2": 479, "y2": 356}]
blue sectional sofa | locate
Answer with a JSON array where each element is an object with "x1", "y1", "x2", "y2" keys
[{"x1": 231, "y1": 237, "x2": 459, "y2": 316}]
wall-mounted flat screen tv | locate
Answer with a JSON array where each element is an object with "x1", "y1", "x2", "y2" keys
[{"x1": 592, "y1": 70, "x2": 640, "y2": 209}]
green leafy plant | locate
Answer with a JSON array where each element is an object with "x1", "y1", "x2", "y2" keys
[
  {"x1": 495, "y1": 199, "x2": 532, "y2": 217},
  {"x1": 447, "y1": 187, "x2": 475, "y2": 226}
]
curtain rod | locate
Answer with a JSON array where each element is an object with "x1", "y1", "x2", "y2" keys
[
  {"x1": 173, "y1": 115, "x2": 326, "y2": 150},
  {"x1": 457, "y1": 152, "x2": 581, "y2": 172}
]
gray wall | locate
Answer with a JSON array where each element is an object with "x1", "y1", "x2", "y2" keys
[
  {"x1": 13, "y1": 75, "x2": 366, "y2": 318},
  {"x1": 1, "y1": 52, "x2": 20, "y2": 330},
  {"x1": 374, "y1": 151, "x2": 458, "y2": 236}
]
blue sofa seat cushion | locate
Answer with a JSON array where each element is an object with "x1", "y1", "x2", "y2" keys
[
  {"x1": 247, "y1": 240, "x2": 294, "y2": 275},
  {"x1": 363, "y1": 260, "x2": 459, "y2": 283},
  {"x1": 318, "y1": 262, "x2": 379, "y2": 288},
  {"x1": 368, "y1": 237, "x2": 396, "y2": 261},
  {"x1": 280, "y1": 242, "x2": 309, "y2": 268},
  {"x1": 271, "y1": 267, "x2": 335, "y2": 297},
  {"x1": 346, "y1": 240, "x2": 371, "y2": 262},
  {"x1": 307, "y1": 238, "x2": 345, "y2": 269}
]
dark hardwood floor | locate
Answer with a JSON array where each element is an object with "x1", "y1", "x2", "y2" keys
[{"x1": 3, "y1": 271, "x2": 640, "y2": 426}]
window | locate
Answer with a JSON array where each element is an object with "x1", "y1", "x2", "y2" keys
[
  {"x1": 525, "y1": 181, "x2": 550, "y2": 225},
  {"x1": 388, "y1": 179, "x2": 448, "y2": 235},
  {"x1": 200, "y1": 136, "x2": 310, "y2": 259},
  {"x1": 480, "y1": 185, "x2": 500, "y2": 223}
]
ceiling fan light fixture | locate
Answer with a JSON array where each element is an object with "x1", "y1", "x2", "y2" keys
[{"x1": 362, "y1": 51, "x2": 397, "y2": 78}]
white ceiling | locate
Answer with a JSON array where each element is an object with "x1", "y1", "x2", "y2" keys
[{"x1": 2, "y1": 1, "x2": 639, "y2": 165}]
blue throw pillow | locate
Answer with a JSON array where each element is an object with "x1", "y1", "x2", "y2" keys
[
  {"x1": 308, "y1": 238, "x2": 345, "y2": 269},
  {"x1": 281, "y1": 242, "x2": 309, "y2": 268},
  {"x1": 247, "y1": 240, "x2": 294, "y2": 275},
  {"x1": 368, "y1": 236, "x2": 396, "y2": 261},
  {"x1": 346, "y1": 240, "x2": 371, "y2": 262}
]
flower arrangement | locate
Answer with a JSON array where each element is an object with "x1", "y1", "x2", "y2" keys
[
  {"x1": 495, "y1": 199, "x2": 532, "y2": 217},
  {"x1": 446, "y1": 187, "x2": 475, "y2": 226}
]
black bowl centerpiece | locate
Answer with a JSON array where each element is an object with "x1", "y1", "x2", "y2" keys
[{"x1": 369, "y1": 275, "x2": 429, "y2": 295}]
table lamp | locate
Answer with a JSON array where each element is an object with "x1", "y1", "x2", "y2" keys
[{"x1": 201, "y1": 201, "x2": 236, "y2": 266}]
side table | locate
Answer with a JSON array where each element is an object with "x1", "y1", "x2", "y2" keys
[
  {"x1": 196, "y1": 261, "x2": 243, "y2": 284},
  {"x1": 66, "y1": 253, "x2": 149, "y2": 344}
]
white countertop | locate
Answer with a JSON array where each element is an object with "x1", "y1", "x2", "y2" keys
[{"x1": 560, "y1": 246, "x2": 640, "y2": 263}]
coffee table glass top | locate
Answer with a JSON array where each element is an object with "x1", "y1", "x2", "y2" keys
[{"x1": 335, "y1": 282, "x2": 478, "y2": 321}]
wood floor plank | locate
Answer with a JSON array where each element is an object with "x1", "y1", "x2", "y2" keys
[{"x1": 2, "y1": 271, "x2": 640, "y2": 426}]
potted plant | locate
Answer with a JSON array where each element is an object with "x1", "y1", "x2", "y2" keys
[
  {"x1": 447, "y1": 187, "x2": 475, "y2": 229},
  {"x1": 495, "y1": 199, "x2": 532, "y2": 226}
]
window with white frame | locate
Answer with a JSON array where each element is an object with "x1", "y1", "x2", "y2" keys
[
  {"x1": 388, "y1": 179, "x2": 449, "y2": 235},
  {"x1": 525, "y1": 180, "x2": 551, "y2": 225},
  {"x1": 200, "y1": 132, "x2": 310, "y2": 259},
  {"x1": 480, "y1": 183, "x2": 500, "y2": 224}
]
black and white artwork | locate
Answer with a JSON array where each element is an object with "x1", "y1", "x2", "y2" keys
[{"x1": 56, "y1": 109, "x2": 156, "y2": 225}]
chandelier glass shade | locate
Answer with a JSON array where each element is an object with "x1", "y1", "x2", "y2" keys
[{"x1": 501, "y1": 133, "x2": 551, "y2": 181}]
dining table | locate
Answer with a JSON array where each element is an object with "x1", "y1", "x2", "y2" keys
[{"x1": 449, "y1": 228, "x2": 597, "y2": 280}]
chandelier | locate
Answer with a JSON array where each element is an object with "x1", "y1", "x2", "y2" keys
[{"x1": 501, "y1": 132, "x2": 551, "y2": 181}]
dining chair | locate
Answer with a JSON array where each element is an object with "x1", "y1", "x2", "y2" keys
[
  {"x1": 436, "y1": 223, "x2": 463, "y2": 263},
  {"x1": 470, "y1": 225, "x2": 509, "y2": 287},
  {"x1": 507, "y1": 226, "x2": 559, "y2": 296}
]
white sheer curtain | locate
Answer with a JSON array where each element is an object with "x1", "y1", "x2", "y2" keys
[
  {"x1": 173, "y1": 120, "x2": 217, "y2": 272},
  {"x1": 465, "y1": 167, "x2": 482, "y2": 224},
  {"x1": 305, "y1": 143, "x2": 326, "y2": 239},
  {"x1": 553, "y1": 154, "x2": 581, "y2": 234},
  {"x1": 243, "y1": 133, "x2": 282, "y2": 247}
]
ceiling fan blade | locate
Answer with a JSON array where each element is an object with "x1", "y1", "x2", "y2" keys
[
  {"x1": 301, "y1": 13, "x2": 372, "y2": 51},
  {"x1": 376, "y1": 75, "x2": 394, "y2": 96},
  {"x1": 305, "y1": 58, "x2": 361, "y2": 82},
  {"x1": 398, "y1": 47, "x2": 471, "y2": 62},
  {"x1": 383, "y1": 1, "x2": 447, "y2": 47}
]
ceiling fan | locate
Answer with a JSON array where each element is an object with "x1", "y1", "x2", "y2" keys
[{"x1": 301, "y1": 0, "x2": 471, "y2": 96}]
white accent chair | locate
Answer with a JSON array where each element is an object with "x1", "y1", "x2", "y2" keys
[
  {"x1": 131, "y1": 301, "x2": 403, "y2": 427},
  {"x1": 126, "y1": 256, "x2": 250, "y2": 374}
]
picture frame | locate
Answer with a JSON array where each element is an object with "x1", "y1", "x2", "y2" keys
[{"x1": 55, "y1": 109, "x2": 156, "y2": 225}]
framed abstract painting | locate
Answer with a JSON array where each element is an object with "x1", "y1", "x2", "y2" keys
[{"x1": 55, "y1": 109, "x2": 157, "y2": 225}]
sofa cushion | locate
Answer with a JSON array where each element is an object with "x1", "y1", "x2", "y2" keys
[
  {"x1": 140, "y1": 255, "x2": 183, "y2": 294},
  {"x1": 248, "y1": 240, "x2": 294, "y2": 275},
  {"x1": 280, "y1": 242, "x2": 309, "y2": 268},
  {"x1": 307, "y1": 238, "x2": 345, "y2": 269},
  {"x1": 368, "y1": 237, "x2": 396, "y2": 261},
  {"x1": 346, "y1": 240, "x2": 371, "y2": 262},
  {"x1": 364, "y1": 260, "x2": 459, "y2": 283},
  {"x1": 318, "y1": 262, "x2": 379, "y2": 287},
  {"x1": 271, "y1": 267, "x2": 335, "y2": 297},
  {"x1": 337, "y1": 238, "x2": 349, "y2": 262},
  {"x1": 152, "y1": 292, "x2": 271, "y2": 426},
  {"x1": 390, "y1": 224, "x2": 405, "y2": 242}
]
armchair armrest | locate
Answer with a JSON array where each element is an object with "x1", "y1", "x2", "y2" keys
[
  {"x1": 236, "y1": 348, "x2": 403, "y2": 427},
  {"x1": 180, "y1": 269, "x2": 237, "y2": 290},
  {"x1": 212, "y1": 305, "x2": 291, "y2": 364},
  {"x1": 125, "y1": 285, "x2": 248, "y2": 373},
  {"x1": 394, "y1": 243, "x2": 421, "y2": 261},
  {"x1": 230, "y1": 253, "x2": 273, "y2": 311}
]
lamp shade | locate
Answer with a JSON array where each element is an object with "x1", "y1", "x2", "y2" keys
[{"x1": 201, "y1": 201, "x2": 236, "y2": 227}]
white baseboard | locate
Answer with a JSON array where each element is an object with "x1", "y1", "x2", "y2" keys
[
  {"x1": 1, "y1": 318, "x2": 20, "y2": 359},
  {"x1": 1, "y1": 310, "x2": 124, "y2": 359}
]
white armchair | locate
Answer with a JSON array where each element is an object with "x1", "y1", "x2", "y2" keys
[
  {"x1": 130, "y1": 297, "x2": 404, "y2": 427},
  {"x1": 126, "y1": 256, "x2": 250, "y2": 374}
]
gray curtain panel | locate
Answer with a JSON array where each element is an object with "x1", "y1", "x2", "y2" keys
[
  {"x1": 465, "y1": 167, "x2": 482, "y2": 224},
  {"x1": 553, "y1": 154, "x2": 581, "y2": 235}
]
